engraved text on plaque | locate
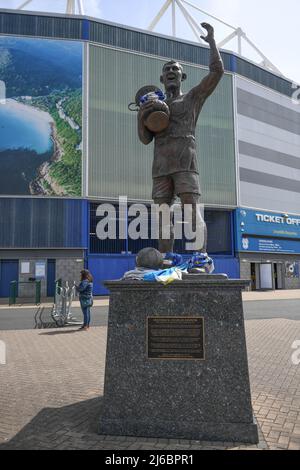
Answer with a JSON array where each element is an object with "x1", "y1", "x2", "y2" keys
[{"x1": 147, "y1": 317, "x2": 204, "y2": 360}]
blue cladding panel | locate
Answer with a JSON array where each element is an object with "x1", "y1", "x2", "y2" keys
[
  {"x1": 81, "y1": 199, "x2": 89, "y2": 249},
  {"x1": 213, "y1": 257, "x2": 240, "y2": 279},
  {"x1": 47, "y1": 259, "x2": 56, "y2": 297},
  {"x1": 0, "y1": 260, "x2": 19, "y2": 297},
  {"x1": 88, "y1": 255, "x2": 136, "y2": 295},
  {"x1": 82, "y1": 19, "x2": 90, "y2": 40},
  {"x1": 64, "y1": 199, "x2": 88, "y2": 247},
  {"x1": 0, "y1": 198, "x2": 87, "y2": 248}
]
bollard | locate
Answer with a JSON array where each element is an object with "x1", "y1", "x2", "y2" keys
[
  {"x1": 35, "y1": 280, "x2": 41, "y2": 305},
  {"x1": 9, "y1": 281, "x2": 17, "y2": 306}
]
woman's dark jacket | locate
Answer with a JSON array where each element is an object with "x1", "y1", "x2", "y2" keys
[{"x1": 76, "y1": 280, "x2": 93, "y2": 304}]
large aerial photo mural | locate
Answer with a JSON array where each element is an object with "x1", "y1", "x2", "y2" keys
[{"x1": 0, "y1": 37, "x2": 82, "y2": 196}]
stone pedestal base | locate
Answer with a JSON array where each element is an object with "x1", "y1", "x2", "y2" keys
[{"x1": 99, "y1": 276, "x2": 258, "y2": 443}]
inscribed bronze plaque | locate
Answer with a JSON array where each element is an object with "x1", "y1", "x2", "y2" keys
[{"x1": 147, "y1": 317, "x2": 204, "y2": 360}]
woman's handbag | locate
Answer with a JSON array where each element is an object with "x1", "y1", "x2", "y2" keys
[{"x1": 80, "y1": 297, "x2": 93, "y2": 308}]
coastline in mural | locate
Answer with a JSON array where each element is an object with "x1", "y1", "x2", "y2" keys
[{"x1": 0, "y1": 37, "x2": 82, "y2": 196}]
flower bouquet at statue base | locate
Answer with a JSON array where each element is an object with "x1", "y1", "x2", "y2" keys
[{"x1": 129, "y1": 85, "x2": 170, "y2": 134}]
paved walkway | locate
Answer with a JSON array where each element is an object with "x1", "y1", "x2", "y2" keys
[
  {"x1": 1, "y1": 289, "x2": 300, "y2": 310},
  {"x1": 0, "y1": 298, "x2": 110, "y2": 309},
  {"x1": 242, "y1": 290, "x2": 300, "y2": 302},
  {"x1": 0, "y1": 318, "x2": 300, "y2": 450}
]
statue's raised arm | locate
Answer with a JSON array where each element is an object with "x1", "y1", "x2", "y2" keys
[{"x1": 192, "y1": 23, "x2": 224, "y2": 100}]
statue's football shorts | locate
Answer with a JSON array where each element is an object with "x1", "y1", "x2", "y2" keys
[{"x1": 152, "y1": 172, "x2": 201, "y2": 202}]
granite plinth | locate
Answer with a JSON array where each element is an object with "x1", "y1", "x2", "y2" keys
[{"x1": 99, "y1": 277, "x2": 258, "y2": 443}]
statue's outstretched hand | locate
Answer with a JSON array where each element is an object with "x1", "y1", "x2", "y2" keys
[{"x1": 200, "y1": 23, "x2": 215, "y2": 44}]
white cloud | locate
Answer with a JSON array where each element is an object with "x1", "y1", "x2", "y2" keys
[{"x1": 85, "y1": 0, "x2": 102, "y2": 18}]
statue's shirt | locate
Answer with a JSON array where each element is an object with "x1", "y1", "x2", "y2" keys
[{"x1": 152, "y1": 89, "x2": 205, "y2": 178}]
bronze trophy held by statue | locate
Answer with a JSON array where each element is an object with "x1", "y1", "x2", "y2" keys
[{"x1": 128, "y1": 85, "x2": 170, "y2": 134}]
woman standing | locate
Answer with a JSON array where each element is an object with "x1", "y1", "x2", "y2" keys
[{"x1": 76, "y1": 269, "x2": 93, "y2": 331}]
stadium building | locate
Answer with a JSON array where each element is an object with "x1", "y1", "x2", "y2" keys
[{"x1": 0, "y1": 8, "x2": 299, "y2": 297}]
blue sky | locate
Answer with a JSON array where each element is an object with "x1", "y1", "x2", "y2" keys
[{"x1": 1, "y1": 0, "x2": 300, "y2": 83}]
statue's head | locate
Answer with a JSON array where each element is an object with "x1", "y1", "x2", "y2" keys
[{"x1": 160, "y1": 60, "x2": 187, "y2": 93}]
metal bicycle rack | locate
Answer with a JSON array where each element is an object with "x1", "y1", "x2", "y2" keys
[
  {"x1": 51, "y1": 282, "x2": 82, "y2": 327},
  {"x1": 34, "y1": 281, "x2": 82, "y2": 329}
]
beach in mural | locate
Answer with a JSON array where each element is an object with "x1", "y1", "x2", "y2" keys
[{"x1": 0, "y1": 37, "x2": 82, "y2": 196}]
